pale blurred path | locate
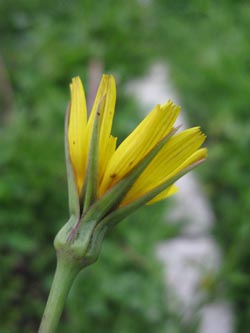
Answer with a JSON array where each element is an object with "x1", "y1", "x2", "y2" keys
[{"x1": 127, "y1": 63, "x2": 234, "y2": 333}]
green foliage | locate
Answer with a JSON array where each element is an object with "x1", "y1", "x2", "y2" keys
[
  {"x1": 153, "y1": 1, "x2": 250, "y2": 331},
  {"x1": 0, "y1": 2, "x2": 181, "y2": 332},
  {"x1": 0, "y1": 103, "x2": 180, "y2": 332}
]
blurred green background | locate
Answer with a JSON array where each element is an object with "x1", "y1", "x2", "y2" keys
[{"x1": 1, "y1": 1, "x2": 249, "y2": 332}]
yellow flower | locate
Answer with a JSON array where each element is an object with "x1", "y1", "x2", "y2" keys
[
  {"x1": 66, "y1": 75, "x2": 207, "y2": 222},
  {"x1": 55, "y1": 74, "x2": 207, "y2": 262}
]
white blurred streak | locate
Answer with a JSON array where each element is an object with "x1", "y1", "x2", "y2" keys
[{"x1": 127, "y1": 63, "x2": 234, "y2": 333}]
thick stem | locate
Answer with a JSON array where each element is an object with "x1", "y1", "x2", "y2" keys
[{"x1": 38, "y1": 254, "x2": 81, "y2": 333}]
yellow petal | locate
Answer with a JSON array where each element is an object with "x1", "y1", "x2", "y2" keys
[
  {"x1": 98, "y1": 76, "x2": 116, "y2": 181},
  {"x1": 86, "y1": 75, "x2": 117, "y2": 183},
  {"x1": 68, "y1": 77, "x2": 88, "y2": 194},
  {"x1": 146, "y1": 184, "x2": 179, "y2": 205},
  {"x1": 122, "y1": 127, "x2": 206, "y2": 204},
  {"x1": 98, "y1": 135, "x2": 117, "y2": 188},
  {"x1": 172, "y1": 147, "x2": 207, "y2": 175},
  {"x1": 99, "y1": 101, "x2": 180, "y2": 195},
  {"x1": 145, "y1": 148, "x2": 207, "y2": 205}
]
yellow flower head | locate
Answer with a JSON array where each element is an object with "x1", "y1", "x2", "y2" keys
[
  {"x1": 66, "y1": 75, "x2": 207, "y2": 224},
  {"x1": 55, "y1": 74, "x2": 207, "y2": 262}
]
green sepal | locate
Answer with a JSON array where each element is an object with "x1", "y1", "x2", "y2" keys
[
  {"x1": 54, "y1": 215, "x2": 104, "y2": 267},
  {"x1": 82, "y1": 98, "x2": 104, "y2": 212},
  {"x1": 81, "y1": 127, "x2": 179, "y2": 224},
  {"x1": 81, "y1": 223, "x2": 108, "y2": 264},
  {"x1": 64, "y1": 104, "x2": 80, "y2": 218},
  {"x1": 98, "y1": 158, "x2": 207, "y2": 229}
]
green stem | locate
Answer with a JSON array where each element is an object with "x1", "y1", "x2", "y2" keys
[{"x1": 38, "y1": 253, "x2": 81, "y2": 333}]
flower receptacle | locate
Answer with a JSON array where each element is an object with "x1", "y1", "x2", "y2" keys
[{"x1": 54, "y1": 216, "x2": 108, "y2": 268}]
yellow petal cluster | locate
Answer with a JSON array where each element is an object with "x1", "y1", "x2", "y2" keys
[
  {"x1": 68, "y1": 75, "x2": 116, "y2": 194},
  {"x1": 68, "y1": 75, "x2": 207, "y2": 206}
]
